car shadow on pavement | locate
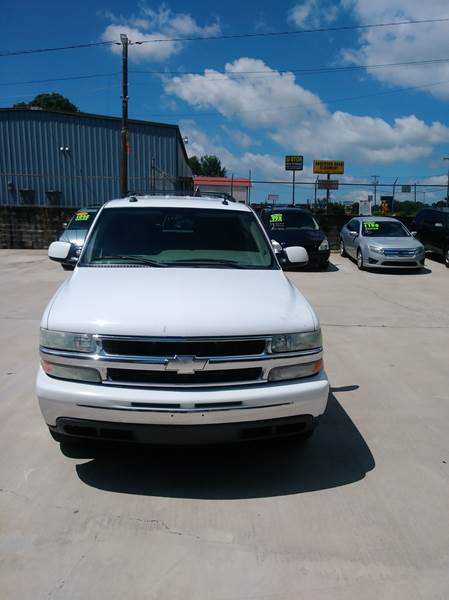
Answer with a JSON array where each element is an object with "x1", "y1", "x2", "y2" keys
[
  {"x1": 284, "y1": 261, "x2": 339, "y2": 273},
  {"x1": 71, "y1": 393, "x2": 375, "y2": 499}
]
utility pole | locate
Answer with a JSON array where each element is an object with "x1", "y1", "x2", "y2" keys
[
  {"x1": 314, "y1": 176, "x2": 318, "y2": 209},
  {"x1": 371, "y1": 175, "x2": 379, "y2": 206},
  {"x1": 326, "y1": 172, "x2": 330, "y2": 214},
  {"x1": 120, "y1": 33, "x2": 129, "y2": 198},
  {"x1": 392, "y1": 177, "x2": 398, "y2": 213},
  {"x1": 292, "y1": 170, "x2": 296, "y2": 206},
  {"x1": 444, "y1": 156, "x2": 449, "y2": 207}
]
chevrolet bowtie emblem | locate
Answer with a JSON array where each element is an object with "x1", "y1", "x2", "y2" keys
[{"x1": 165, "y1": 355, "x2": 208, "y2": 374}]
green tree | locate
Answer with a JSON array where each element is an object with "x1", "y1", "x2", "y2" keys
[
  {"x1": 188, "y1": 155, "x2": 203, "y2": 175},
  {"x1": 188, "y1": 154, "x2": 227, "y2": 177},
  {"x1": 13, "y1": 92, "x2": 79, "y2": 113}
]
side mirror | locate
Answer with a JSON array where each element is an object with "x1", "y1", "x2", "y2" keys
[
  {"x1": 271, "y1": 239, "x2": 283, "y2": 254},
  {"x1": 48, "y1": 241, "x2": 73, "y2": 263},
  {"x1": 349, "y1": 230, "x2": 358, "y2": 237},
  {"x1": 285, "y1": 246, "x2": 309, "y2": 265},
  {"x1": 62, "y1": 222, "x2": 68, "y2": 229},
  {"x1": 410, "y1": 231, "x2": 417, "y2": 237}
]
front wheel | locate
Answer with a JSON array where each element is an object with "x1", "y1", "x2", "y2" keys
[
  {"x1": 357, "y1": 249, "x2": 364, "y2": 270},
  {"x1": 339, "y1": 239, "x2": 347, "y2": 257}
]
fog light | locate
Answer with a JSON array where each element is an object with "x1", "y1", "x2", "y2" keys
[
  {"x1": 42, "y1": 360, "x2": 101, "y2": 383},
  {"x1": 268, "y1": 359, "x2": 322, "y2": 382}
]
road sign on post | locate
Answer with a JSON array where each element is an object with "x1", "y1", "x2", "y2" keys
[
  {"x1": 318, "y1": 179, "x2": 339, "y2": 190},
  {"x1": 285, "y1": 155, "x2": 303, "y2": 171},
  {"x1": 313, "y1": 160, "x2": 345, "y2": 175},
  {"x1": 285, "y1": 155, "x2": 303, "y2": 205}
]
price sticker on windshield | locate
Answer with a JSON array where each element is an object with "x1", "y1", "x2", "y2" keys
[
  {"x1": 75, "y1": 211, "x2": 90, "y2": 222},
  {"x1": 363, "y1": 221, "x2": 379, "y2": 230},
  {"x1": 270, "y1": 213, "x2": 283, "y2": 223}
]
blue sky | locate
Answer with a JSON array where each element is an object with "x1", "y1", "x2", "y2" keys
[{"x1": 2, "y1": 0, "x2": 449, "y2": 203}]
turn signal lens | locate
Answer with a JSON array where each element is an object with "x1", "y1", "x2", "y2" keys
[
  {"x1": 42, "y1": 360, "x2": 101, "y2": 383},
  {"x1": 268, "y1": 359, "x2": 322, "y2": 382}
]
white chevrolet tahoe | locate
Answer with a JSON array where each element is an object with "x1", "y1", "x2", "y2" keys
[{"x1": 37, "y1": 196, "x2": 329, "y2": 445}]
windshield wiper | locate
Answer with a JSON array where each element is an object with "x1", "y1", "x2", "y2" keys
[
  {"x1": 168, "y1": 258, "x2": 247, "y2": 268},
  {"x1": 90, "y1": 255, "x2": 166, "y2": 267}
]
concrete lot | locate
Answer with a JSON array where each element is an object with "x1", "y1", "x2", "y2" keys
[{"x1": 1, "y1": 250, "x2": 448, "y2": 600}]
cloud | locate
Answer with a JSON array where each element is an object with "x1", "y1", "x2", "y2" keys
[
  {"x1": 165, "y1": 58, "x2": 449, "y2": 164},
  {"x1": 221, "y1": 126, "x2": 260, "y2": 148},
  {"x1": 100, "y1": 4, "x2": 220, "y2": 62},
  {"x1": 288, "y1": 1, "x2": 339, "y2": 28},
  {"x1": 340, "y1": 0, "x2": 449, "y2": 99}
]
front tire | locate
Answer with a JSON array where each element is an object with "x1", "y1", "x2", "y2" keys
[
  {"x1": 339, "y1": 238, "x2": 347, "y2": 257},
  {"x1": 357, "y1": 249, "x2": 364, "y2": 270}
]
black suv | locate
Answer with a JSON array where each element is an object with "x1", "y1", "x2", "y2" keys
[
  {"x1": 412, "y1": 208, "x2": 449, "y2": 267},
  {"x1": 260, "y1": 207, "x2": 330, "y2": 269}
]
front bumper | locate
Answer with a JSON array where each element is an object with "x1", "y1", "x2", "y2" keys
[
  {"x1": 37, "y1": 367, "x2": 329, "y2": 441},
  {"x1": 365, "y1": 249, "x2": 425, "y2": 269}
]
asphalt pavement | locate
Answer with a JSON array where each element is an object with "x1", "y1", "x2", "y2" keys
[{"x1": 1, "y1": 250, "x2": 448, "y2": 600}]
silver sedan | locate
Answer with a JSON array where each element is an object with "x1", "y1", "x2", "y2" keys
[{"x1": 339, "y1": 217, "x2": 425, "y2": 270}]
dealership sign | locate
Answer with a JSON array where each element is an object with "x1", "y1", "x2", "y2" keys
[
  {"x1": 313, "y1": 160, "x2": 345, "y2": 174},
  {"x1": 318, "y1": 179, "x2": 339, "y2": 190},
  {"x1": 285, "y1": 155, "x2": 304, "y2": 171}
]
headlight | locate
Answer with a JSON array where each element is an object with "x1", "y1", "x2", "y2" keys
[
  {"x1": 271, "y1": 239, "x2": 283, "y2": 254},
  {"x1": 271, "y1": 330, "x2": 322, "y2": 353},
  {"x1": 368, "y1": 245, "x2": 384, "y2": 254},
  {"x1": 42, "y1": 360, "x2": 101, "y2": 383},
  {"x1": 40, "y1": 329, "x2": 96, "y2": 353},
  {"x1": 318, "y1": 239, "x2": 329, "y2": 251},
  {"x1": 269, "y1": 359, "x2": 322, "y2": 382}
]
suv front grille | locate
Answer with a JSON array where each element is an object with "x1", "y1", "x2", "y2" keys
[
  {"x1": 102, "y1": 338, "x2": 266, "y2": 357},
  {"x1": 107, "y1": 367, "x2": 263, "y2": 386}
]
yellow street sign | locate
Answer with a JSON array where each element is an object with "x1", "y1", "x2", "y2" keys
[{"x1": 313, "y1": 160, "x2": 344, "y2": 174}]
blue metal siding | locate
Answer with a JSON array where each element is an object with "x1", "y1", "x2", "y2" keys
[{"x1": 0, "y1": 110, "x2": 191, "y2": 207}]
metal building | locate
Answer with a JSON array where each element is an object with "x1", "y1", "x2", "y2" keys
[{"x1": 0, "y1": 108, "x2": 193, "y2": 207}]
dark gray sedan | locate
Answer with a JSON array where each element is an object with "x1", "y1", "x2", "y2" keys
[
  {"x1": 58, "y1": 208, "x2": 98, "y2": 270},
  {"x1": 339, "y1": 217, "x2": 425, "y2": 270}
]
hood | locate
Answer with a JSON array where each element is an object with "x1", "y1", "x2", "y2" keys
[
  {"x1": 269, "y1": 228, "x2": 325, "y2": 248},
  {"x1": 363, "y1": 237, "x2": 423, "y2": 249},
  {"x1": 59, "y1": 229, "x2": 88, "y2": 246},
  {"x1": 44, "y1": 267, "x2": 318, "y2": 337}
]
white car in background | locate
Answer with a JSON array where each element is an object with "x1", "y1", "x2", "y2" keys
[{"x1": 37, "y1": 196, "x2": 329, "y2": 446}]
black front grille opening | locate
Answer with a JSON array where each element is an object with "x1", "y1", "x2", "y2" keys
[
  {"x1": 63, "y1": 424, "x2": 98, "y2": 437},
  {"x1": 102, "y1": 338, "x2": 266, "y2": 357},
  {"x1": 107, "y1": 367, "x2": 263, "y2": 385},
  {"x1": 194, "y1": 401, "x2": 243, "y2": 409},
  {"x1": 130, "y1": 402, "x2": 181, "y2": 409},
  {"x1": 368, "y1": 258, "x2": 379, "y2": 264},
  {"x1": 382, "y1": 261, "x2": 417, "y2": 267}
]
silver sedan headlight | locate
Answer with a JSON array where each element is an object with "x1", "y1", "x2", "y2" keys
[
  {"x1": 40, "y1": 329, "x2": 96, "y2": 353},
  {"x1": 271, "y1": 330, "x2": 322, "y2": 353},
  {"x1": 368, "y1": 245, "x2": 384, "y2": 254}
]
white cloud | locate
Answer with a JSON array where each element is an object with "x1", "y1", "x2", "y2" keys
[
  {"x1": 100, "y1": 5, "x2": 220, "y2": 62},
  {"x1": 165, "y1": 58, "x2": 449, "y2": 164},
  {"x1": 288, "y1": 1, "x2": 339, "y2": 28},
  {"x1": 341, "y1": 0, "x2": 449, "y2": 99},
  {"x1": 221, "y1": 126, "x2": 260, "y2": 148}
]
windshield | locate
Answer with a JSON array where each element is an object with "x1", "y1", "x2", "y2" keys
[
  {"x1": 266, "y1": 211, "x2": 319, "y2": 231},
  {"x1": 80, "y1": 207, "x2": 276, "y2": 269},
  {"x1": 67, "y1": 211, "x2": 96, "y2": 231},
  {"x1": 361, "y1": 220, "x2": 410, "y2": 238}
]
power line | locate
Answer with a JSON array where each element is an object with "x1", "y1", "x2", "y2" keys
[
  {"x1": 0, "y1": 40, "x2": 117, "y2": 58},
  {"x1": 0, "y1": 72, "x2": 119, "y2": 87},
  {"x1": 5, "y1": 56, "x2": 449, "y2": 88},
  {"x1": 134, "y1": 16, "x2": 449, "y2": 45},
  {"x1": 2, "y1": 16, "x2": 449, "y2": 57}
]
